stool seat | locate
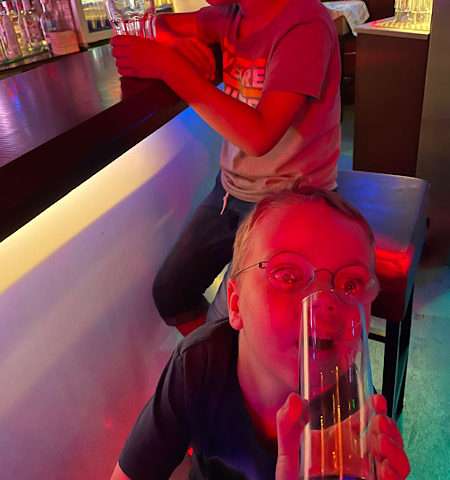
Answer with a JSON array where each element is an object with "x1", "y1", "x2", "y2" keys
[
  {"x1": 336, "y1": 171, "x2": 428, "y2": 418},
  {"x1": 207, "y1": 170, "x2": 429, "y2": 418}
]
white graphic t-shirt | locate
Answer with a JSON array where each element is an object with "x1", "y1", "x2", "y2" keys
[{"x1": 197, "y1": 0, "x2": 341, "y2": 202}]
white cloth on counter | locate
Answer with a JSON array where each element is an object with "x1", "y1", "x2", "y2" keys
[{"x1": 323, "y1": 0, "x2": 370, "y2": 35}]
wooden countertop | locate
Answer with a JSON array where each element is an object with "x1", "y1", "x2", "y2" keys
[{"x1": 0, "y1": 44, "x2": 188, "y2": 242}]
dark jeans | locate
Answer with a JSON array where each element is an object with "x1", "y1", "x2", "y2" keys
[{"x1": 152, "y1": 176, "x2": 255, "y2": 325}]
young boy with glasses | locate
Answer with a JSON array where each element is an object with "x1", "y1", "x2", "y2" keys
[
  {"x1": 110, "y1": 187, "x2": 410, "y2": 480},
  {"x1": 111, "y1": 0, "x2": 341, "y2": 335}
]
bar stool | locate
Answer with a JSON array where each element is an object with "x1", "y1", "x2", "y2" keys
[
  {"x1": 337, "y1": 170, "x2": 428, "y2": 418},
  {"x1": 207, "y1": 170, "x2": 429, "y2": 419}
]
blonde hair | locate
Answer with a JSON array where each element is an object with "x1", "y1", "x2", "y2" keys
[{"x1": 230, "y1": 185, "x2": 375, "y2": 278}]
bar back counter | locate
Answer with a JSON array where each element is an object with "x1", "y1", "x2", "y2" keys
[{"x1": 0, "y1": 45, "x2": 221, "y2": 479}]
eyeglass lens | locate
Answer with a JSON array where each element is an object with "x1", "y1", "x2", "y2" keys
[{"x1": 265, "y1": 253, "x2": 378, "y2": 303}]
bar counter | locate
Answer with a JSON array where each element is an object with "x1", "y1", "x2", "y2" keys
[
  {"x1": 0, "y1": 44, "x2": 188, "y2": 242},
  {"x1": 0, "y1": 41, "x2": 221, "y2": 478}
]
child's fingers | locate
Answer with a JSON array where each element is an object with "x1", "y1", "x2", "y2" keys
[
  {"x1": 371, "y1": 433, "x2": 410, "y2": 479},
  {"x1": 372, "y1": 394, "x2": 388, "y2": 416},
  {"x1": 276, "y1": 393, "x2": 308, "y2": 456},
  {"x1": 377, "y1": 458, "x2": 400, "y2": 480},
  {"x1": 175, "y1": 38, "x2": 215, "y2": 80},
  {"x1": 275, "y1": 393, "x2": 308, "y2": 480},
  {"x1": 370, "y1": 414, "x2": 404, "y2": 448},
  {"x1": 370, "y1": 395, "x2": 404, "y2": 448},
  {"x1": 110, "y1": 35, "x2": 136, "y2": 48}
]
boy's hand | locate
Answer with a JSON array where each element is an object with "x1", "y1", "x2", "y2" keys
[
  {"x1": 369, "y1": 395, "x2": 410, "y2": 479},
  {"x1": 155, "y1": 26, "x2": 216, "y2": 81},
  {"x1": 275, "y1": 393, "x2": 308, "y2": 480},
  {"x1": 275, "y1": 393, "x2": 410, "y2": 480},
  {"x1": 110, "y1": 36, "x2": 215, "y2": 81},
  {"x1": 170, "y1": 37, "x2": 216, "y2": 81},
  {"x1": 111, "y1": 35, "x2": 168, "y2": 79}
]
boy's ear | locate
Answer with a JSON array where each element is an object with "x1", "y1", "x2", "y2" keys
[{"x1": 227, "y1": 278, "x2": 243, "y2": 330}]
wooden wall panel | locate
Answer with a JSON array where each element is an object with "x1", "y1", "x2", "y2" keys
[{"x1": 353, "y1": 33, "x2": 429, "y2": 176}]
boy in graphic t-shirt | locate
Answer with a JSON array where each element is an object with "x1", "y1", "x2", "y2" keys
[{"x1": 111, "y1": 0, "x2": 341, "y2": 334}]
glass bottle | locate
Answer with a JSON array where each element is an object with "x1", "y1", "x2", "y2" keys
[
  {"x1": 0, "y1": 1, "x2": 21, "y2": 59},
  {"x1": 14, "y1": 0, "x2": 32, "y2": 53},
  {"x1": 21, "y1": 0, "x2": 45, "y2": 52},
  {"x1": 2, "y1": 0, "x2": 27, "y2": 55},
  {"x1": 39, "y1": 0, "x2": 79, "y2": 56},
  {"x1": 80, "y1": 0, "x2": 92, "y2": 32},
  {"x1": 97, "y1": 0, "x2": 110, "y2": 30},
  {"x1": 0, "y1": 34, "x2": 7, "y2": 62}
]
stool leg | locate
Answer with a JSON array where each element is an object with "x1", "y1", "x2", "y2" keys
[
  {"x1": 382, "y1": 320, "x2": 401, "y2": 418},
  {"x1": 396, "y1": 288, "x2": 414, "y2": 415}
]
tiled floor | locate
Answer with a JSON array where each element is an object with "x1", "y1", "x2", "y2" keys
[{"x1": 340, "y1": 106, "x2": 450, "y2": 479}]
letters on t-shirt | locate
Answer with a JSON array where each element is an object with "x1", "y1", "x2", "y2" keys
[{"x1": 222, "y1": 37, "x2": 266, "y2": 109}]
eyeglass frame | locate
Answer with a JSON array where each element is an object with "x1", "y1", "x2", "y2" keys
[{"x1": 233, "y1": 250, "x2": 380, "y2": 304}]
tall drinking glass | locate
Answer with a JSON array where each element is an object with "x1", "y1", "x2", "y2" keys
[
  {"x1": 299, "y1": 291, "x2": 376, "y2": 480},
  {"x1": 105, "y1": 0, "x2": 155, "y2": 37}
]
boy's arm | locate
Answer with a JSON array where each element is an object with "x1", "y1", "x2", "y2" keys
[
  {"x1": 112, "y1": 37, "x2": 306, "y2": 157},
  {"x1": 113, "y1": 351, "x2": 191, "y2": 479},
  {"x1": 165, "y1": 57, "x2": 307, "y2": 156},
  {"x1": 156, "y1": 12, "x2": 200, "y2": 39},
  {"x1": 156, "y1": 10, "x2": 221, "y2": 45}
]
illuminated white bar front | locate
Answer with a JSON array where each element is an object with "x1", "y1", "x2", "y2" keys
[{"x1": 0, "y1": 107, "x2": 221, "y2": 479}]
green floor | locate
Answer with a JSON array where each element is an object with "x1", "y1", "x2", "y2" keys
[{"x1": 340, "y1": 106, "x2": 450, "y2": 479}]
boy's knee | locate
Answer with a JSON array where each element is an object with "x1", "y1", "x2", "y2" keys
[{"x1": 153, "y1": 269, "x2": 208, "y2": 326}]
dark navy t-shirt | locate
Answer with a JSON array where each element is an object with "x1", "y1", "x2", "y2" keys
[{"x1": 119, "y1": 320, "x2": 278, "y2": 479}]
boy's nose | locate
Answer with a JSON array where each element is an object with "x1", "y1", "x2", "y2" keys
[
  {"x1": 305, "y1": 290, "x2": 343, "y2": 337},
  {"x1": 310, "y1": 269, "x2": 334, "y2": 293}
]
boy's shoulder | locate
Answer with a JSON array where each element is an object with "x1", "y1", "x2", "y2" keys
[
  {"x1": 176, "y1": 318, "x2": 237, "y2": 359},
  {"x1": 173, "y1": 319, "x2": 239, "y2": 394},
  {"x1": 291, "y1": 0, "x2": 336, "y2": 30}
]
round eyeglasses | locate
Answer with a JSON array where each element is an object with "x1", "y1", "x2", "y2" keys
[{"x1": 234, "y1": 251, "x2": 380, "y2": 305}]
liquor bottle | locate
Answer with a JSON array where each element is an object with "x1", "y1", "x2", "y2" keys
[
  {"x1": 20, "y1": 0, "x2": 46, "y2": 52},
  {"x1": 1, "y1": 0, "x2": 27, "y2": 55},
  {"x1": 0, "y1": 34, "x2": 7, "y2": 62},
  {"x1": 0, "y1": 1, "x2": 21, "y2": 59},
  {"x1": 39, "y1": 0, "x2": 79, "y2": 56},
  {"x1": 87, "y1": 0, "x2": 108, "y2": 32},
  {"x1": 96, "y1": 0, "x2": 110, "y2": 30},
  {"x1": 13, "y1": 0, "x2": 32, "y2": 53},
  {"x1": 85, "y1": 0, "x2": 94, "y2": 32}
]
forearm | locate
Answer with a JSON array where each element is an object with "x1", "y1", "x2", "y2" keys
[
  {"x1": 163, "y1": 53, "x2": 271, "y2": 157},
  {"x1": 111, "y1": 36, "x2": 294, "y2": 155},
  {"x1": 156, "y1": 12, "x2": 199, "y2": 39}
]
